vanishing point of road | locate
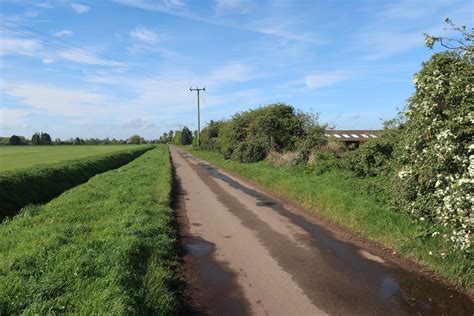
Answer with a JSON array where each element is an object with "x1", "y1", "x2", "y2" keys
[{"x1": 170, "y1": 146, "x2": 473, "y2": 315}]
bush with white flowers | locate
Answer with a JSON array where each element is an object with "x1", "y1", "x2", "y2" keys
[{"x1": 395, "y1": 48, "x2": 473, "y2": 252}]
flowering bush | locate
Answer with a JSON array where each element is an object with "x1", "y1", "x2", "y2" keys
[{"x1": 395, "y1": 47, "x2": 473, "y2": 252}]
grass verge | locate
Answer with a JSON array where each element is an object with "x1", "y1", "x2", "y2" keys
[
  {"x1": 0, "y1": 146, "x2": 153, "y2": 220},
  {"x1": 187, "y1": 147, "x2": 473, "y2": 290},
  {"x1": 0, "y1": 146, "x2": 182, "y2": 314}
]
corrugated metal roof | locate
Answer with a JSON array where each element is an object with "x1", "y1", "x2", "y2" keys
[{"x1": 324, "y1": 130, "x2": 382, "y2": 142}]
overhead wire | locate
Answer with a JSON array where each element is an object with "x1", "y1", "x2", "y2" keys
[{"x1": 0, "y1": 19, "x2": 187, "y2": 87}]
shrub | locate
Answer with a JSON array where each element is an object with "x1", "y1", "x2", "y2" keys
[
  {"x1": 341, "y1": 128, "x2": 400, "y2": 178},
  {"x1": 394, "y1": 49, "x2": 473, "y2": 252},
  {"x1": 199, "y1": 120, "x2": 225, "y2": 151},
  {"x1": 307, "y1": 152, "x2": 340, "y2": 175},
  {"x1": 199, "y1": 103, "x2": 325, "y2": 163},
  {"x1": 231, "y1": 140, "x2": 267, "y2": 163}
]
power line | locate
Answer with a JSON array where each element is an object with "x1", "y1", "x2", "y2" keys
[
  {"x1": 0, "y1": 20, "x2": 185, "y2": 85},
  {"x1": 0, "y1": 25, "x2": 123, "y2": 67}
]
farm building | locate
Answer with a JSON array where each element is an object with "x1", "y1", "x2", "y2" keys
[{"x1": 324, "y1": 130, "x2": 382, "y2": 148}]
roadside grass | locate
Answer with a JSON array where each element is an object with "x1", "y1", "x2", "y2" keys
[
  {"x1": 0, "y1": 146, "x2": 153, "y2": 220},
  {"x1": 187, "y1": 147, "x2": 473, "y2": 289},
  {"x1": 0, "y1": 145, "x2": 150, "y2": 171},
  {"x1": 0, "y1": 146, "x2": 182, "y2": 314}
]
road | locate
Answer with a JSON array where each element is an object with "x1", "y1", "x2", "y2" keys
[{"x1": 171, "y1": 147, "x2": 473, "y2": 315}]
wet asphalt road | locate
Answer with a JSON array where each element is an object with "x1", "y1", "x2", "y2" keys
[{"x1": 171, "y1": 147, "x2": 473, "y2": 315}]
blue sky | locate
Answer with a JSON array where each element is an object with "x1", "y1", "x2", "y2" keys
[{"x1": 0, "y1": 0, "x2": 471, "y2": 139}]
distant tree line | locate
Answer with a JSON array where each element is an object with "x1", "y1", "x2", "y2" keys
[{"x1": 1, "y1": 132, "x2": 156, "y2": 145}]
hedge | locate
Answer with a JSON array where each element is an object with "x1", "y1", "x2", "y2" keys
[{"x1": 0, "y1": 146, "x2": 154, "y2": 220}]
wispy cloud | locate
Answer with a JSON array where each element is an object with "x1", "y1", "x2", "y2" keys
[
  {"x1": 54, "y1": 29, "x2": 73, "y2": 37},
  {"x1": 71, "y1": 3, "x2": 90, "y2": 14},
  {"x1": 214, "y1": 0, "x2": 254, "y2": 15},
  {"x1": 115, "y1": 0, "x2": 186, "y2": 12},
  {"x1": 207, "y1": 63, "x2": 262, "y2": 84},
  {"x1": 35, "y1": 2, "x2": 54, "y2": 9},
  {"x1": 42, "y1": 58, "x2": 54, "y2": 64},
  {"x1": 0, "y1": 37, "x2": 41, "y2": 56},
  {"x1": 130, "y1": 26, "x2": 160, "y2": 45},
  {"x1": 2, "y1": 82, "x2": 111, "y2": 116},
  {"x1": 304, "y1": 71, "x2": 351, "y2": 90}
]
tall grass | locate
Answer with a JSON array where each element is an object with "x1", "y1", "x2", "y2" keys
[
  {"x1": 188, "y1": 148, "x2": 473, "y2": 289},
  {"x1": 0, "y1": 146, "x2": 182, "y2": 314},
  {"x1": 0, "y1": 146, "x2": 153, "y2": 220}
]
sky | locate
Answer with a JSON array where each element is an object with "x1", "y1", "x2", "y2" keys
[{"x1": 0, "y1": 0, "x2": 472, "y2": 140}]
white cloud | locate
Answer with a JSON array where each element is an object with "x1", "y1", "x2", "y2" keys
[
  {"x1": 164, "y1": 0, "x2": 184, "y2": 8},
  {"x1": 71, "y1": 3, "x2": 90, "y2": 13},
  {"x1": 207, "y1": 63, "x2": 259, "y2": 84},
  {"x1": 3, "y1": 83, "x2": 110, "y2": 116},
  {"x1": 42, "y1": 58, "x2": 55, "y2": 64},
  {"x1": 0, "y1": 108, "x2": 30, "y2": 126},
  {"x1": 356, "y1": 30, "x2": 423, "y2": 60},
  {"x1": 304, "y1": 71, "x2": 350, "y2": 89},
  {"x1": 54, "y1": 29, "x2": 73, "y2": 37},
  {"x1": 130, "y1": 27, "x2": 160, "y2": 45},
  {"x1": 0, "y1": 37, "x2": 41, "y2": 56},
  {"x1": 36, "y1": 2, "x2": 54, "y2": 9},
  {"x1": 121, "y1": 118, "x2": 157, "y2": 129}
]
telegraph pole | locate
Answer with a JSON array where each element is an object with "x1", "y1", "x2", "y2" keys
[{"x1": 189, "y1": 87, "x2": 205, "y2": 147}]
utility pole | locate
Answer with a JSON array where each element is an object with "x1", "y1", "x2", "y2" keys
[{"x1": 189, "y1": 87, "x2": 205, "y2": 147}]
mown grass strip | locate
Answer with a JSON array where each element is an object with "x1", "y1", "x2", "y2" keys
[
  {"x1": 0, "y1": 146, "x2": 154, "y2": 220},
  {"x1": 0, "y1": 146, "x2": 182, "y2": 314},
  {"x1": 187, "y1": 148, "x2": 473, "y2": 289}
]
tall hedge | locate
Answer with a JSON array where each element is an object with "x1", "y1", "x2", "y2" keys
[{"x1": 395, "y1": 50, "x2": 473, "y2": 252}]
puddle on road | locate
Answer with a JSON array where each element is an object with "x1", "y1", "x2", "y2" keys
[
  {"x1": 196, "y1": 160, "x2": 474, "y2": 315},
  {"x1": 184, "y1": 237, "x2": 250, "y2": 315}
]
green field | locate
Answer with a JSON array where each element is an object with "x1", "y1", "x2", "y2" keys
[
  {"x1": 0, "y1": 145, "x2": 149, "y2": 171},
  {"x1": 0, "y1": 146, "x2": 182, "y2": 314}
]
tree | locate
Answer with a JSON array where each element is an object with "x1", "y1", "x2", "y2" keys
[
  {"x1": 168, "y1": 130, "x2": 174, "y2": 143},
  {"x1": 128, "y1": 134, "x2": 144, "y2": 144},
  {"x1": 31, "y1": 133, "x2": 41, "y2": 145},
  {"x1": 9, "y1": 135, "x2": 21, "y2": 145},
  {"x1": 40, "y1": 132, "x2": 52, "y2": 145},
  {"x1": 173, "y1": 131, "x2": 182, "y2": 145},
  {"x1": 180, "y1": 126, "x2": 193, "y2": 145},
  {"x1": 73, "y1": 137, "x2": 84, "y2": 145}
]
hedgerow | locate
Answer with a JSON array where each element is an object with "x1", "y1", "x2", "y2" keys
[
  {"x1": 199, "y1": 103, "x2": 326, "y2": 163},
  {"x1": 0, "y1": 146, "x2": 153, "y2": 220},
  {"x1": 394, "y1": 35, "x2": 473, "y2": 252}
]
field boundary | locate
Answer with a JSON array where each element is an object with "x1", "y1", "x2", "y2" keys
[{"x1": 0, "y1": 146, "x2": 154, "y2": 221}]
